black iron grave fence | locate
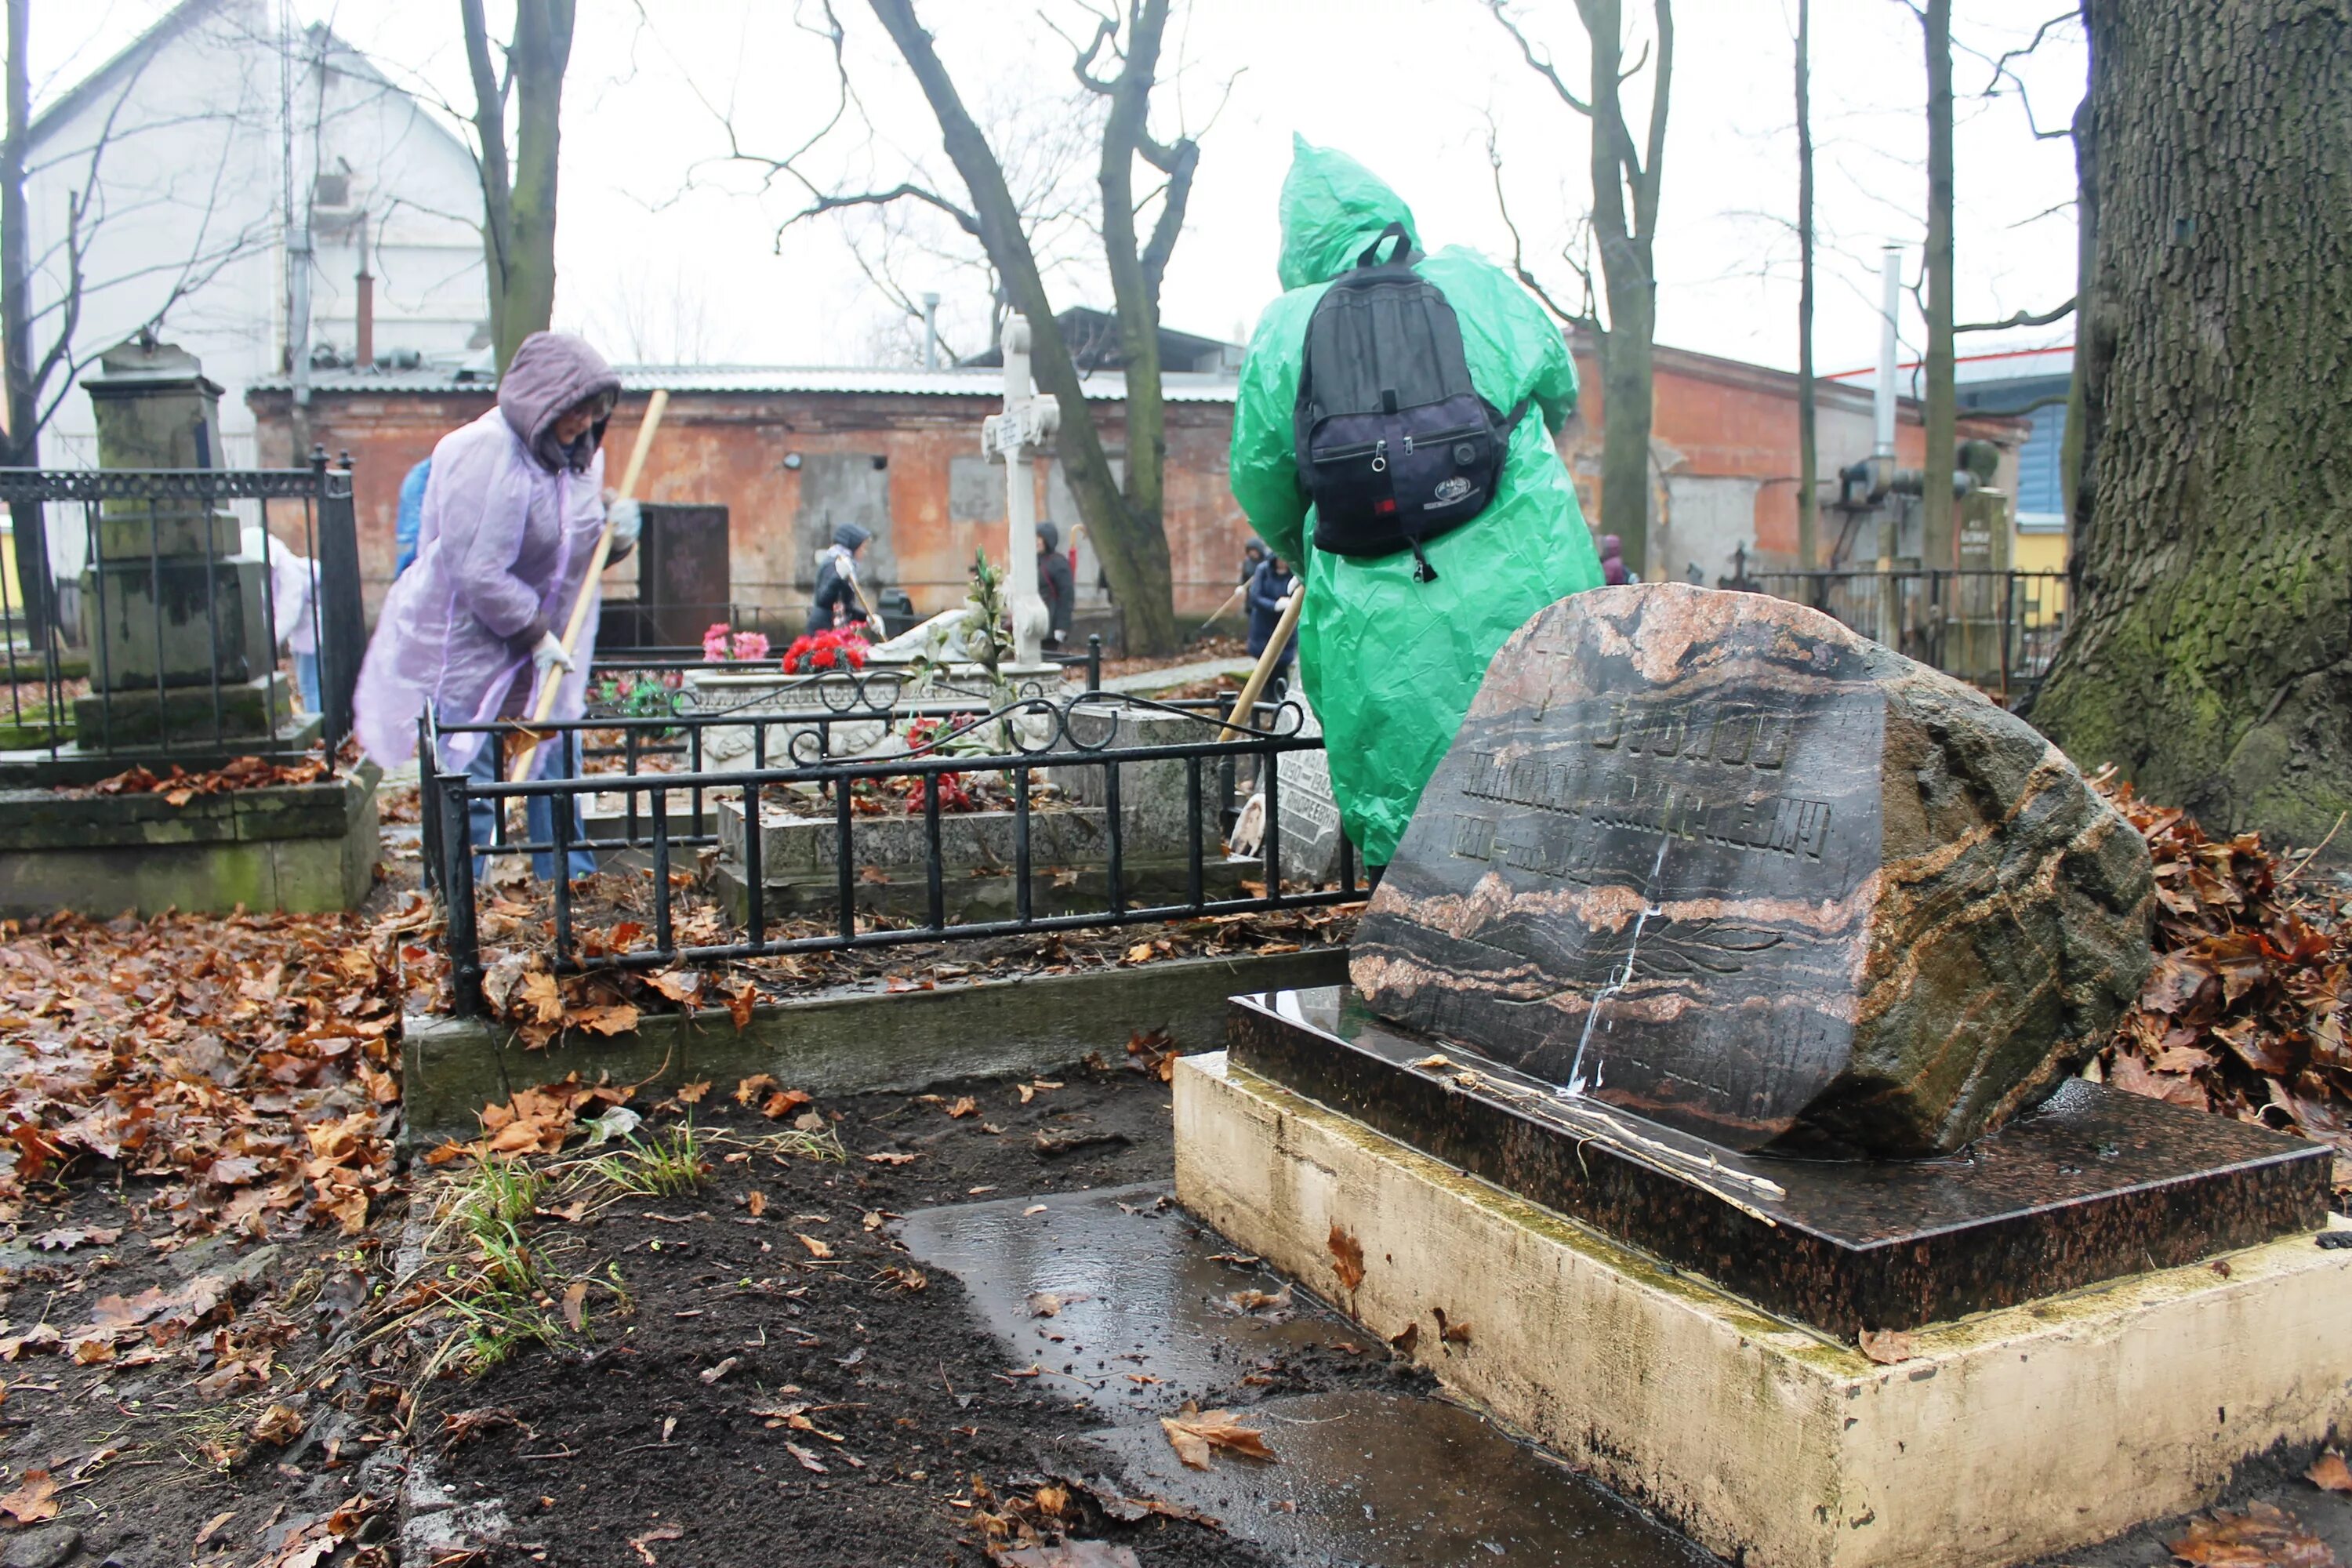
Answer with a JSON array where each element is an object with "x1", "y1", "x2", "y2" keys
[
  {"x1": 421, "y1": 681, "x2": 1363, "y2": 1018},
  {"x1": 1742, "y1": 568, "x2": 2068, "y2": 705},
  {"x1": 0, "y1": 452, "x2": 362, "y2": 775}
]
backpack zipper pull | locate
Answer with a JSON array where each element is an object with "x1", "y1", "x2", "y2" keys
[
  {"x1": 1370, "y1": 439, "x2": 1388, "y2": 474},
  {"x1": 1410, "y1": 538, "x2": 1439, "y2": 583}
]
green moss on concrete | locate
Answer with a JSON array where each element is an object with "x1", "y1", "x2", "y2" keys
[{"x1": 403, "y1": 945, "x2": 1352, "y2": 1145}]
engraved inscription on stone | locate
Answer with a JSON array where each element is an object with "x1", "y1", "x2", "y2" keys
[{"x1": 1351, "y1": 583, "x2": 2155, "y2": 1158}]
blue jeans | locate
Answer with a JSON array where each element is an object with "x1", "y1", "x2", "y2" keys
[
  {"x1": 293, "y1": 652, "x2": 321, "y2": 715},
  {"x1": 461, "y1": 731, "x2": 597, "y2": 883}
]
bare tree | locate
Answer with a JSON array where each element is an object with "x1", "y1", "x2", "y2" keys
[
  {"x1": 2, "y1": 0, "x2": 45, "y2": 635},
  {"x1": 1484, "y1": 0, "x2": 1672, "y2": 581},
  {"x1": 1920, "y1": 0, "x2": 1956, "y2": 572},
  {"x1": 461, "y1": 0, "x2": 575, "y2": 373},
  {"x1": 737, "y1": 1, "x2": 1207, "y2": 655},
  {"x1": 1, "y1": 2, "x2": 285, "y2": 638}
]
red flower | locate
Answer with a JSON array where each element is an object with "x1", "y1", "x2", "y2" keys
[{"x1": 780, "y1": 625, "x2": 872, "y2": 674}]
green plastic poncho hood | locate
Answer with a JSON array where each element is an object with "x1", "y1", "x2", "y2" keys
[
  {"x1": 1277, "y1": 135, "x2": 1421, "y2": 292},
  {"x1": 1231, "y1": 140, "x2": 1602, "y2": 866}
]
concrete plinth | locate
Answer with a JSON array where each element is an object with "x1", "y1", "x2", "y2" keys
[
  {"x1": 1174, "y1": 1050, "x2": 2352, "y2": 1568},
  {"x1": 0, "y1": 768, "x2": 378, "y2": 916}
]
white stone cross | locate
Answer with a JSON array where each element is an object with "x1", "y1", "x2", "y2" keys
[{"x1": 981, "y1": 314, "x2": 1058, "y2": 668}]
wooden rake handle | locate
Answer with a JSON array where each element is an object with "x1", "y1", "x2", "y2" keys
[{"x1": 509, "y1": 388, "x2": 670, "y2": 785}]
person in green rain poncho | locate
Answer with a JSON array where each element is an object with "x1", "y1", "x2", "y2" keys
[{"x1": 1229, "y1": 136, "x2": 1604, "y2": 869}]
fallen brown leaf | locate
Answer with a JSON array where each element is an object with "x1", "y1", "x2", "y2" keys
[
  {"x1": 796, "y1": 1232, "x2": 833, "y2": 1259},
  {"x1": 946, "y1": 1096, "x2": 978, "y2": 1119},
  {"x1": 1388, "y1": 1321, "x2": 1420, "y2": 1356},
  {"x1": 1160, "y1": 1405, "x2": 1277, "y2": 1469},
  {"x1": 1858, "y1": 1329, "x2": 1917, "y2": 1366},
  {"x1": 561, "y1": 1281, "x2": 588, "y2": 1332},
  {"x1": 699, "y1": 1356, "x2": 739, "y2": 1385},
  {"x1": 864, "y1": 1150, "x2": 919, "y2": 1165},
  {"x1": 1328, "y1": 1223, "x2": 1366, "y2": 1292},
  {"x1": 251, "y1": 1402, "x2": 305, "y2": 1446},
  {"x1": 0, "y1": 1468, "x2": 56, "y2": 1523},
  {"x1": 673, "y1": 1079, "x2": 712, "y2": 1105},
  {"x1": 2307, "y1": 1450, "x2": 2352, "y2": 1494},
  {"x1": 2167, "y1": 1501, "x2": 2336, "y2": 1566}
]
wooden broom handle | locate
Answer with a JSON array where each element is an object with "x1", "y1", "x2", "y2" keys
[
  {"x1": 510, "y1": 389, "x2": 670, "y2": 782},
  {"x1": 1218, "y1": 583, "x2": 1303, "y2": 744}
]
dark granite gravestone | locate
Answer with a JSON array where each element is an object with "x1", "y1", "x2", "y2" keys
[{"x1": 1349, "y1": 583, "x2": 2157, "y2": 1158}]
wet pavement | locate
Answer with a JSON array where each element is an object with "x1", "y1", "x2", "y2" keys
[{"x1": 900, "y1": 1185, "x2": 1714, "y2": 1567}]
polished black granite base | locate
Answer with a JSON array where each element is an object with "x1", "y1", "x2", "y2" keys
[{"x1": 1227, "y1": 987, "x2": 2335, "y2": 1336}]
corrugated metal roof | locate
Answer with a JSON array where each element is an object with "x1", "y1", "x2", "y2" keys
[{"x1": 248, "y1": 365, "x2": 1240, "y2": 403}]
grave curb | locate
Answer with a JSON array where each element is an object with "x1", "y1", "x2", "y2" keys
[
  {"x1": 401, "y1": 945, "x2": 1349, "y2": 1145},
  {"x1": 1174, "y1": 1048, "x2": 2352, "y2": 1568}
]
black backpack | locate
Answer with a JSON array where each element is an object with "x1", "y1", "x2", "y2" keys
[{"x1": 1293, "y1": 222, "x2": 1529, "y2": 580}]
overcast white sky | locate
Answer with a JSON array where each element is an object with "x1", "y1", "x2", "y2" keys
[{"x1": 32, "y1": 0, "x2": 2087, "y2": 376}]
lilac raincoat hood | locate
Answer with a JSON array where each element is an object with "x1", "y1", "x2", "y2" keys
[
  {"x1": 353, "y1": 344, "x2": 617, "y2": 775},
  {"x1": 500, "y1": 332, "x2": 621, "y2": 473}
]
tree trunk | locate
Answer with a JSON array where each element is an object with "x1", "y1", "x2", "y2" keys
[
  {"x1": 1920, "y1": 0, "x2": 1956, "y2": 571},
  {"x1": 1794, "y1": 0, "x2": 1816, "y2": 569},
  {"x1": 1091, "y1": 0, "x2": 1181, "y2": 656},
  {"x1": 1595, "y1": 297, "x2": 1654, "y2": 579},
  {"x1": 2031, "y1": 0, "x2": 2352, "y2": 848},
  {"x1": 2060, "y1": 85, "x2": 2096, "y2": 555},
  {"x1": 1, "y1": 0, "x2": 45, "y2": 640},
  {"x1": 463, "y1": 0, "x2": 573, "y2": 374},
  {"x1": 867, "y1": 0, "x2": 1183, "y2": 654}
]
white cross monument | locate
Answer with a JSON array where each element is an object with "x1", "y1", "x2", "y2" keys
[{"x1": 981, "y1": 314, "x2": 1058, "y2": 668}]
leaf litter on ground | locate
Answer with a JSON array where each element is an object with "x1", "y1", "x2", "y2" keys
[
  {"x1": 0, "y1": 904, "x2": 404, "y2": 1236},
  {"x1": 2089, "y1": 771, "x2": 2352, "y2": 1195}
]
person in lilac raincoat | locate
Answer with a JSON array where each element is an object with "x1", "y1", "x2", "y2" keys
[{"x1": 353, "y1": 332, "x2": 641, "y2": 880}]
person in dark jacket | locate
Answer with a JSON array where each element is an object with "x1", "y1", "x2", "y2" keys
[
  {"x1": 1036, "y1": 522, "x2": 1075, "y2": 648},
  {"x1": 1246, "y1": 554, "x2": 1298, "y2": 687},
  {"x1": 1239, "y1": 539, "x2": 1268, "y2": 586},
  {"x1": 807, "y1": 522, "x2": 873, "y2": 635},
  {"x1": 1599, "y1": 532, "x2": 1634, "y2": 586}
]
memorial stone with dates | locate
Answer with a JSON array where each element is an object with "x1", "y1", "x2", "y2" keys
[{"x1": 1351, "y1": 582, "x2": 2158, "y2": 1158}]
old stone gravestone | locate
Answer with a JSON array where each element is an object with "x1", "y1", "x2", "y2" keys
[
  {"x1": 1272, "y1": 688, "x2": 1345, "y2": 885},
  {"x1": 1350, "y1": 582, "x2": 2156, "y2": 1158}
]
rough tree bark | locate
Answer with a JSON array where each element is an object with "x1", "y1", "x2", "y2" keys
[
  {"x1": 866, "y1": 0, "x2": 1191, "y2": 655},
  {"x1": 1488, "y1": 0, "x2": 1672, "y2": 581},
  {"x1": 1920, "y1": 0, "x2": 1956, "y2": 571},
  {"x1": 1794, "y1": 0, "x2": 1816, "y2": 568},
  {"x1": 461, "y1": 0, "x2": 575, "y2": 373},
  {"x1": 2031, "y1": 0, "x2": 2352, "y2": 848},
  {"x1": 2, "y1": 0, "x2": 47, "y2": 637}
]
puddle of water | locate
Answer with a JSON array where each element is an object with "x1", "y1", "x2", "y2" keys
[
  {"x1": 902, "y1": 1185, "x2": 1713, "y2": 1568},
  {"x1": 1083, "y1": 1390, "x2": 1711, "y2": 1568},
  {"x1": 899, "y1": 1183, "x2": 1341, "y2": 1414}
]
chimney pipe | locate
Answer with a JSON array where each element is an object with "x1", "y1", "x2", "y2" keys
[
  {"x1": 354, "y1": 211, "x2": 374, "y2": 369},
  {"x1": 1874, "y1": 244, "x2": 1900, "y2": 465},
  {"x1": 921, "y1": 292, "x2": 942, "y2": 371}
]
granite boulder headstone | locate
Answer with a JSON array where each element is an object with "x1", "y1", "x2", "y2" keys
[{"x1": 1351, "y1": 583, "x2": 2156, "y2": 1158}]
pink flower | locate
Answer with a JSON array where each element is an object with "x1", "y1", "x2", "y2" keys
[
  {"x1": 702, "y1": 622, "x2": 733, "y2": 662},
  {"x1": 731, "y1": 631, "x2": 771, "y2": 662}
]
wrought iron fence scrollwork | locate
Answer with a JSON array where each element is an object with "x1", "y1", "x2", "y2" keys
[{"x1": 419, "y1": 684, "x2": 1352, "y2": 1015}]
